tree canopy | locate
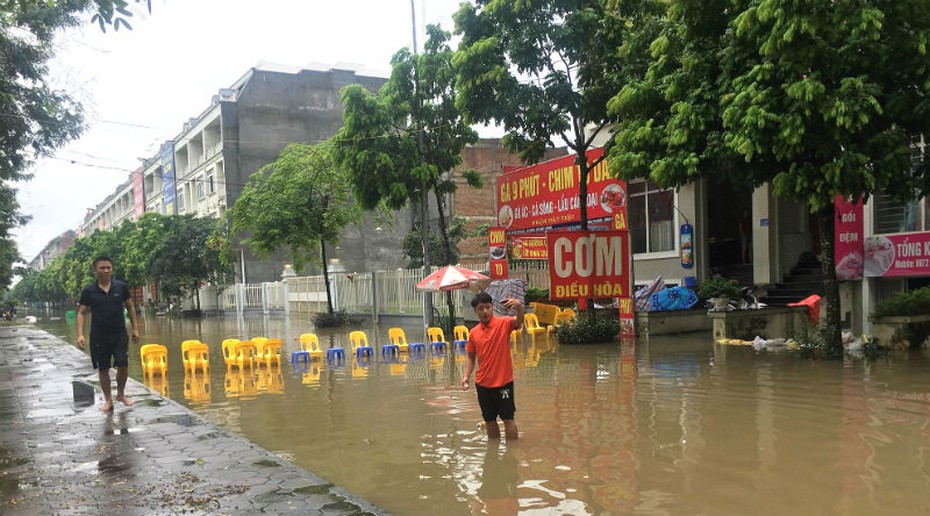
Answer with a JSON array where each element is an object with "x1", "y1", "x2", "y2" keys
[
  {"x1": 146, "y1": 215, "x2": 228, "y2": 303},
  {"x1": 453, "y1": 0, "x2": 659, "y2": 229},
  {"x1": 232, "y1": 141, "x2": 361, "y2": 313},
  {"x1": 12, "y1": 213, "x2": 227, "y2": 305},
  {"x1": 335, "y1": 24, "x2": 483, "y2": 267},
  {"x1": 0, "y1": 0, "x2": 151, "y2": 290},
  {"x1": 608, "y1": 0, "x2": 930, "y2": 354}
]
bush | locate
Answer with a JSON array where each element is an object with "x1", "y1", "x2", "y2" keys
[
  {"x1": 872, "y1": 286, "x2": 930, "y2": 318},
  {"x1": 525, "y1": 287, "x2": 549, "y2": 303},
  {"x1": 311, "y1": 310, "x2": 360, "y2": 328},
  {"x1": 696, "y1": 275, "x2": 741, "y2": 301},
  {"x1": 551, "y1": 312, "x2": 620, "y2": 344}
]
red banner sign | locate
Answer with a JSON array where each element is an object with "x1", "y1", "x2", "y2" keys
[
  {"x1": 488, "y1": 227, "x2": 508, "y2": 279},
  {"x1": 619, "y1": 296, "x2": 634, "y2": 338},
  {"x1": 834, "y1": 195, "x2": 864, "y2": 280},
  {"x1": 496, "y1": 148, "x2": 627, "y2": 232},
  {"x1": 547, "y1": 231, "x2": 631, "y2": 300},
  {"x1": 864, "y1": 231, "x2": 930, "y2": 277},
  {"x1": 132, "y1": 167, "x2": 145, "y2": 220}
]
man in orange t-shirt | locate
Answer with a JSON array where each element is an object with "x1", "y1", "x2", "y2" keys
[{"x1": 460, "y1": 291, "x2": 525, "y2": 440}]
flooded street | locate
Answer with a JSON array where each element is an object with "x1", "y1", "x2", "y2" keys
[{"x1": 37, "y1": 313, "x2": 930, "y2": 516}]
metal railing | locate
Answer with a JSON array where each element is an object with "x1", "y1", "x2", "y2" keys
[{"x1": 205, "y1": 262, "x2": 554, "y2": 318}]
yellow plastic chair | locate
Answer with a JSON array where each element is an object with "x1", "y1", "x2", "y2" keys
[
  {"x1": 140, "y1": 344, "x2": 168, "y2": 377},
  {"x1": 221, "y1": 338, "x2": 240, "y2": 368},
  {"x1": 427, "y1": 327, "x2": 447, "y2": 353},
  {"x1": 452, "y1": 325, "x2": 469, "y2": 353},
  {"x1": 453, "y1": 325, "x2": 470, "y2": 341},
  {"x1": 349, "y1": 330, "x2": 373, "y2": 358},
  {"x1": 299, "y1": 333, "x2": 324, "y2": 360},
  {"x1": 235, "y1": 340, "x2": 258, "y2": 369},
  {"x1": 550, "y1": 308, "x2": 578, "y2": 335},
  {"x1": 251, "y1": 337, "x2": 269, "y2": 360},
  {"x1": 387, "y1": 328, "x2": 409, "y2": 353},
  {"x1": 262, "y1": 338, "x2": 283, "y2": 367},
  {"x1": 523, "y1": 313, "x2": 547, "y2": 343},
  {"x1": 181, "y1": 340, "x2": 210, "y2": 373}
]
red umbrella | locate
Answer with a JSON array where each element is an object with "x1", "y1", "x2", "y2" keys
[{"x1": 415, "y1": 265, "x2": 490, "y2": 292}]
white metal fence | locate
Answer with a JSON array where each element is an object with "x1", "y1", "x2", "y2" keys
[{"x1": 207, "y1": 262, "x2": 551, "y2": 317}]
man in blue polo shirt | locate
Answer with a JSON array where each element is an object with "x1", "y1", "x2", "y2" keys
[{"x1": 77, "y1": 256, "x2": 140, "y2": 412}]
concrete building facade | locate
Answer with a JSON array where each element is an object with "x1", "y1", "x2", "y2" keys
[
  {"x1": 28, "y1": 230, "x2": 76, "y2": 271},
  {"x1": 40, "y1": 64, "x2": 405, "y2": 285}
]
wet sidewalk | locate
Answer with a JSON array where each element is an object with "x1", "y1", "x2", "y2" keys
[{"x1": 0, "y1": 325, "x2": 386, "y2": 515}]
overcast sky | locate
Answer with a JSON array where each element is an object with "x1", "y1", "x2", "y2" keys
[{"x1": 15, "y1": 0, "x2": 475, "y2": 263}]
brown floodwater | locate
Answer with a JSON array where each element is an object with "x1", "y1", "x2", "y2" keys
[{"x1": 37, "y1": 313, "x2": 930, "y2": 516}]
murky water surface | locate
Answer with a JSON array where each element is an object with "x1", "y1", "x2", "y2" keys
[{"x1": 38, "y1": 313, "x2": 930, "y2": 515}]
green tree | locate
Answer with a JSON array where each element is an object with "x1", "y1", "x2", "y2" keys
[
  {"x1": 335, "y1": 25, "x2": 483, "y2": 329},
  {"x1": 1, "y1": 0, "x2": 151, "y2": 288},
  {"x1": 146, "y1": 215, "x2": 226, "y2": 310},
  {"x1": 403, "y1": 216, "x2": 469, "y2": 269},
  {"x1": 1, "y1": 1, "x2": 151, "y2": 31},
  {"x1": 118, "y1": 212, "x2": 169, "y2": 287},
  {"x1": 232, "y1": 141, "x2": 361, "y2": 314},
  {"x1": 608, "y1": 0, "x2": 930, "y2": 355},
  {"x1": 453, "y1": 0, "x2": 658, "y2": 230},
  {"x1": 336, "y1": 25, "x2": 482, "y2": 262}
]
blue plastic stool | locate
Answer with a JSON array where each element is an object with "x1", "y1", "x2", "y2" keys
[
  {"x1": 355, "y1": 345, "x2": 373, "y2": 358},
  {"x1": 326, "y1": 347, "x2": 345, "y2": 363},
  {"x1": 430, "y1": 341, "x2": 447, "y2": 354},
  {"x1": 381, "y1": 343, "x2": 400, "y2": 357},
  {"x1": 291, "y1": 350, "x2": 311, "y2": 363},
  {"x1": 409, "y1": 342, "x2": 427, "y2": 354},
  {"x1": 292, "y1": 361, "x2": 309, "y2": 374},
  {"x1": 453, "y1": 340, "x2": 467, "y2": 353}
]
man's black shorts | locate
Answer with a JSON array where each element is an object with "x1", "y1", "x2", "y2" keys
[
  {"x1": 476, "y1": 381, "x2": 516, "y2": 421},
  {"x1": 89, "y1": 330, "x2": 129, "y2": 370}
]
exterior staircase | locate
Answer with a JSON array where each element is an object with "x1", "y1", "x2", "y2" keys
[{"x1": 760, "y1": 256, "x2": 824, "y2": 306}]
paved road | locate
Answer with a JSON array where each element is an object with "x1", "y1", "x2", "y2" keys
[{"x1": 0, "y1": 325, "x2": 387, "y2": 515}]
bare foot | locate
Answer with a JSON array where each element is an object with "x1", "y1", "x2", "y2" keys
[
  {"x1": 115, "y1": 395, "x2": 134, "y2": 407},
  {"x1": 100, "y1": 399, "x2": 114, "y2": 413}
]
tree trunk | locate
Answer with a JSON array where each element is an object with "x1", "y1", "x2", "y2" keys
[
  {"x1": 444, "y1": 289, "x2": 455, "y2": 340},
  {"x1": 577, "y1": 153, "x2": 590, "y2": 231},
  {"x1": 817, "y1": 206, "x2": 842, "y2": 356},
  {"x1": 431, "y1": 185, "x2": 457, "y2": 333},
  {"x1": 321, "y1": 240, "x2": 334, "y2": 314},
  {"x1": 577, "y1": 150, "x2": 595, "y2": 316},
  {"x1": 432, "y1": 185, "x2": 455, "y2": 266}
]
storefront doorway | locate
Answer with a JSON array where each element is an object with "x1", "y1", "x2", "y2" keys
[{"x1": 705, "y1": 176, "x2": 753, "y2": 281}]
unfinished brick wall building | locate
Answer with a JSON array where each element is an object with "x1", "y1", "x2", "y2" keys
[{"x1": 452, "y1": 138, "x2": 566, "y2": 265}]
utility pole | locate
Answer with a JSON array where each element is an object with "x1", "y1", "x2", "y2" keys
[{"x1": 410, "y1": 0, "x2": 432, "y2": 330}]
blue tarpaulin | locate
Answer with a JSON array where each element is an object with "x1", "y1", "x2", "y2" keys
[{"x1": 650, "y1": 286, "x2": 699, "y2": 311}]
